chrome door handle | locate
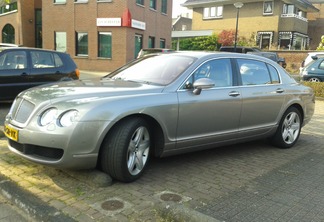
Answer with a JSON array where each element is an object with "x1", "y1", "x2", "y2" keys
[
  {"x1": 229, "y1": 91, "x2": 240, "y2": 97},
  {"x1": 276, "y1": 88, "x2": 284, "y2": 93}
]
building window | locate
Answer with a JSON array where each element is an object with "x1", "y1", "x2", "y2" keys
[
  {"x1": 74, "y1": 0, "x2": 88, "y2": 3},
  {"x1": 283, "y1": 4, "x2": 295, "y2": 15},
  {"x1": 160, "y1": 39, "x2": 166, "y2": 48},
  {"x1": 135, "y1": 34, "x2": 143, "y2": 58},
  {"x1": 136, "y1": 0, "x2": 144, "y2": 5},
  {"x1": 150, "y1": 0, "x2": 156, "y2": 10},
  {"x1": 98, "y1": 32, "x2": 112, "y2": 58},
  {"x1": 148, "y1": 36, "x2": 155, "y2": 48},
  {"x1": 0, "y1": 2, "x2": 17, "y2": 15},
  {"x1": 203, "y1": 6, "x2": 223, "y2": 19},
  {"x1": 76, "y1": 32, "x2": 88, "y2": 56},
  {"x1": 263, "y1": 1, "x2": 273, "y2": 15},
  {"x1": 2, "y1": 24, "x2": 15, "y2": 44},
  {"x1": 54, "y1": 0, "x2": 66, "y2": 3},
  {"x1": 35, "y1": 9, "x2": 42, "y2": 48},
  {"x1": 55, "y1": 32, "x2": 67, "y2": 52},
  {"x1": 161, "y1": 0, "x2": 167, "y2": 14}
]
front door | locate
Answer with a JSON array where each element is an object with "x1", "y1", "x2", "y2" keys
[{"x1": 176, "y1": 58, "x2": 242, "y2": 150}]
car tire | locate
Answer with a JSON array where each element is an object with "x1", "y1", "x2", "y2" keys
[
  {"x1": 309, "y1": 77, "x2": 321, "y2": 82},
  {"x1": 270, "y1": 107, "x2": 302, "y2": 149},
  {"x1": 100, "y1": 117, "x2": 151, "y2": 182}
]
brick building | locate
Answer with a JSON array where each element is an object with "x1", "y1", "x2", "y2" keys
[
  {"x1": 42, "y1": 0, "x2": 172, "y2": 71},
  {"x1": 0, "y1": 0, "x2": 172, "y2": 72},
  {"x1": 182, "y1": 0, "x2": 319, "y2": 50},
  {"x1": 0, "y1": 0, "x2": 42, "y2": 47}
]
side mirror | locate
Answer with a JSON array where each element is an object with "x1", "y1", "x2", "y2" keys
[
  {"x1": 192, "y1": 78, "x2": 215, "y2": 95},
  {"x1": 311, "y1": 55, "x2": 318, "y2": 60}
]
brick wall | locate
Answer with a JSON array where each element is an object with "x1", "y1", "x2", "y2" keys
[{"x1": 42, "y1": 1, "x2": 172, "y2": 72}]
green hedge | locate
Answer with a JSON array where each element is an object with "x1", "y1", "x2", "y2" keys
[{"x1": 301, "y1": 82, "x2": 324, "y2": 98}]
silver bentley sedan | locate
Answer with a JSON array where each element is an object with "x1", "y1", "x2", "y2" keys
[{"x1": 4, "y1": 52, "x2": 315, "y2": 182}]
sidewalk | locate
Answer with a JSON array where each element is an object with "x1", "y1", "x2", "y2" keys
[{"x1": 0, "y1": 101, "x2": 324, "y2": 221}]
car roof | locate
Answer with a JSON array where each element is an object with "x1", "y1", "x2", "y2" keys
[
  {"x1": 1, "y1": 47, "x2": 66, "y2": 54},
  {"x1": 160, "y1": 51, "x2": 277, "y2": 63}
]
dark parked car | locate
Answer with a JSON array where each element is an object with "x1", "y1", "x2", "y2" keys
[
  {"x1": 4, "y1": 52, "x2": 314, "y2": 182},
  {"x1": 219, "y1": 46, "x2": 261, "y2": 53},
  {"x1": 247, "y1": 52, "x2": 287, "y2": 68},
  {"x1": 300, "y1": 56, "x2": 324, "y2": 82},
  {"x1": 0, "y1": 47, "x2": 79, "y2": 101}
]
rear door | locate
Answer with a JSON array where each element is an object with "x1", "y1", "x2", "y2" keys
[
  {"x1": 236, "y1": 58, "x2": 286, "y2": 138},
  {"x1": 29, "y1": 50, "x2": 66, "y2": 86},
  {"x1": 0, "y1": 50, "x2": 30, "y2": 100}
]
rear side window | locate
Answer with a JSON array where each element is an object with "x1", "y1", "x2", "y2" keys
[
  {"x1": 238, "y1": 59, "x2": 275, "y2": 85},
  {"x1": 31, "y1": 51, "x2": 64, "y2": 68},
  {"x1": 267, "y1": 64, "x2": 280, "y2": 84},
  {"x1": 0, "y1": 51, "x2": 27, "y2": 70},
  {"x1": 319, "y1": 60, "x2": 324, "y2": 70}
]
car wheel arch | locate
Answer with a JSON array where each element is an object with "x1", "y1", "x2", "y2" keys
[{"x1": 97, "y1": 114, "x2": 165, "y2": 166}]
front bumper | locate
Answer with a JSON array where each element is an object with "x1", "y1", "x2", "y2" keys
[{"x1": 4, "y1": 120, "x2": 110, "y2": 169}]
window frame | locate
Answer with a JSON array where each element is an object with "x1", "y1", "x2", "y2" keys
[
  {"x1": 54, "y1": 0, "x2": 66, "y2": 3},
  {"x1": 55, "y1": 32, "x2": 67, "y2": 53},
  {"x1": 161, "y1": 0, "x2": 167, "y2": 14},
  {"x1": 150, "y1": 0, "x2": 156, "y2": 10},
  {"x1": 148, "y1": 36, "x2": 155, "y2": 48},
  {"x1": 76, "y1": 32, "x2": 89, "y2": 56},
  {"x1": 136, "y1": 0, "x2": 144, "y2": 6},
  {"x1": 263, "y1": 1, "x2": 273, "y2": 15},
  {"x1": 74, "y1": 0, "x2": 88, "y2": 3},
  {"x1": 98, "y1": 32, "x2": 112, "y2": 59},
  {"x1": 203, "y1": 6, "x2": 223, "y2": 19}
]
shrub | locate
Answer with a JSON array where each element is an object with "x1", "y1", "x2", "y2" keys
[{"x1": 301, "y1": 82, "x2": 324, "y2": 98}]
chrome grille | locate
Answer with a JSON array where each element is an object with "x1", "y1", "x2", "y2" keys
[{"x1": 12, "y1": 98, "x2": 35, "y2": 124}]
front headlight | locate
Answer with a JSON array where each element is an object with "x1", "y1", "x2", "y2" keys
[
  {"x1": 39, "y1": 108, "x2": 58, "y2": 126},
  {"x1": 59, "y1": 110, "x2": 79, "y2": 127}
]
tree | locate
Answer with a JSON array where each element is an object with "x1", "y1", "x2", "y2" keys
[
  {"x1": 217, "y1": 30, "x2": 236, "y2": 46},
  {"x1": 317, "y1": 35, "x2": 324, "y2": 51},
  {"x1": 0, "y1": 0, "x2": 11, "y2": 6}
]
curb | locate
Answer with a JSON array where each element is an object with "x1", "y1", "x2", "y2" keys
[{"x1": 0, "y1": 174, "x2": 75, "y2": 221}]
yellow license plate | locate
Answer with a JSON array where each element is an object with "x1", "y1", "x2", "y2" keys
[{"x1": 4, "y1": 124, "x2": 18, "y2": 141}]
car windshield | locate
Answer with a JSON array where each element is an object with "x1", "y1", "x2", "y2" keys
[{"x1": 106, "y1": 55, "x2": 195, "y2": 85}]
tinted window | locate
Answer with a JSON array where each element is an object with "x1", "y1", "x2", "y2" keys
[
  {"x1": 238, "y1": 59, "x2": 271, "y2": 85},
  {"x1": 184, "y1": 59, "x2": 233, "y2": 89},
  {"x1": 0, "y1": 51, "x2": 27, "y2": 70},
  {"x1": 319, "y1": 60, "x2": 324, "y2": 70},
  {"x1": 31, "y1": 51, "x2": 63, "y2": 68}
]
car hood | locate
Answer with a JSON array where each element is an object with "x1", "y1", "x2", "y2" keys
[{"x1": 20, "y1": 77, "x2": 165, "y2": 104}]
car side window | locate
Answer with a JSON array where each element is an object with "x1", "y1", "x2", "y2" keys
[
  {"x1": 267, "y1": 64, "x2": 280, "y2": 84},
  {"x1": 319, "y1": 60, "x2": 324, "y2": 70},
  {"x1": 31, "y1": 51, "x2": 63, "y2": 68},
  {"x1": 183, "y1": 59, "x2": 232, "y2": 89},
  {"x1": 0, "y1": 51, "x2": 27, "y2": 70},
  {"x1": 238, "y1": 59, "x2": 272, "y2": 85}
]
